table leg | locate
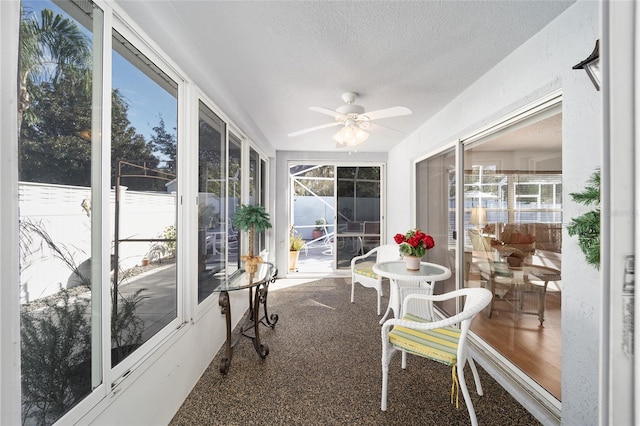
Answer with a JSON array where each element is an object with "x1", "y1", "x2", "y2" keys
[
  {"x1": 537, "y1": 281, "x2": 548, "y2": 327},
  {"x1": 218, "y1": 291, "x2": 232, "y2": 375},
  {"x1": 379, "y1": 278, "x2": 398, "y2": 325},
  {"x1": 217, "y1": 269, "x2": 278, "y2": 374},
  {"x1": 257, "y1": 277, "x2": 279, "y2": 328},
  {"x1": 240, "y1": 280, "x2": 277, "y2": 359}
]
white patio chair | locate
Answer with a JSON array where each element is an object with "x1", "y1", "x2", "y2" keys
[
  {"x1": 350, "y1": 244, "x2": 399, "y2": 315},
  {"x1": 381, "y1": 287, "x2": 492, "y2": 426}
]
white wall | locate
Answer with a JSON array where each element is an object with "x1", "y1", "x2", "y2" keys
[{"x1": 386, "y1": 1, "x2": 600, "y2": 424}]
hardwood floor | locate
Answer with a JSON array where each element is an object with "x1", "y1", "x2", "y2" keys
[{"x1": 469, "y1": 277, "x2": 562, "y2": 400}]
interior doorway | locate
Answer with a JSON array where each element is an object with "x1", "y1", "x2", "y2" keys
[{"x1": 289, "y1": 163, "x2": 383, "y2": 274}]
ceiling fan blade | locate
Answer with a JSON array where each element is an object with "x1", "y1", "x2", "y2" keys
[
  {"x1": 359, "y1": 106, "x2": 412, "y2": 121},
  {"x1": 287, "y1": 121, "x2": 341, "y2": 137},
  {"x1": 367, "y1": 122, "x2": 404, "y2": 134},
  {"x1": 309, "y1": 107, "x2": 346, "y2": 119}
]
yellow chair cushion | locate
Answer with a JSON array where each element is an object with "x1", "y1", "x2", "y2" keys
[
  {"x1": 354, "y1": 266, "x2": 378, "y2": 279},
  {"x1": 389, "y1": 313, "x2": 462, "y2": 407},
  {"x1": 388, "y1": 313, "x2": 460, "y2": 366}
]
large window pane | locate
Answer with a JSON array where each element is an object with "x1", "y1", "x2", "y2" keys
[
  {"x1": 464, "y1": 110, "x2": 563, "y2": 400},
  {"x1": 418, "y1": 108, "x2": 562, "y2": 403},
  {"x1": 19, "y1": 1, "x2": 101, "y2": 423},
  {"x1": 248, "y1": 148, "x2": 260, "y2": 254},
  {"x1": 259, "y1": 157, "x2": 267, "y2": 254},
  {"x1": 198, "y1": 101, "x2": 226, "y2": 303},
  {"x1": 111, "y1": 29, "x2": 178, "y2": 366},
  {"x1": 228, "y1": 134, "x2": 242, "y2": 272}
]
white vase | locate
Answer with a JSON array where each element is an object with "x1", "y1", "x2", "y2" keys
[
  {"x1": 289, "y1": 250, "x2": 300, "y2": 271},
  {"x1": 404, "y1": 255, "x2": 421, "y2": 271}
]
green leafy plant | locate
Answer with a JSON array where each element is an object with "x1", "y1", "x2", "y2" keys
[
  {"x1": 19, "y1": 219, "x2": 148, "y2": 423},
  {"x1": 289, "y1": 226, "x2": 305, "y2": 251},
  {"x1": 163, "y1": 225, "x2": 177, "y2": 257},
  {"x1": 567, "y1": 169, "x2": 600, "y2": 269},
  {"x1": 20, "y1": 288, "x2": 92, "y2": 425},
  {"x1": 314, "y1": 218, "x2": 326, "y2": 231},
  {"x1": 111, "y1": 287, "x2": 148, "y2": 365},
  {"x1": 148, "y1": 225, "x2": 176, "y2": 262},
  {"x1": 232, "y1": 204, "x2": 272, "y2": 258}
]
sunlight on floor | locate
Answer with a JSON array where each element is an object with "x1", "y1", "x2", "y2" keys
[{"x1": 270, "y1": 277, "x2": 325, "y2": 291}]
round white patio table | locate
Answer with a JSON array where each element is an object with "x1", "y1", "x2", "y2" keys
[{"x1": 373, "y1": 260, "x2": 451, "y2": 324}]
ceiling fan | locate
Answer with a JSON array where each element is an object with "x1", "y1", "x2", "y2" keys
[{"x1": 287, "y1": 92, "x2": 412, "y2": 148}]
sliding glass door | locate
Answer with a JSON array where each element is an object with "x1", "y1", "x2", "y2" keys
[
  {"x1": 416, "y1": 148, "x2": 457, "y2": 315},
  {"x1": 335, "y1": 166, "x2": 382, "y2": 269},
  {"x1": 463, "y1": 107, "x2": 563, "y2": 400},
  {"x1": 289, "y1": 164, "x2": 383, "y2": 273},
  {"x1": 415, "y1": 97, "x2": 563, "y2": 406}
]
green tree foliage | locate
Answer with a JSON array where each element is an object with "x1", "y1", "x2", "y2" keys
[
  {"x1": 150, "y1": 116, "x2": 177, "y2": 174},
  {"x1": 19, "y1": 7, "x2": 91, "y2": 128},
  {"x1": 198, "y1": 119, "x2": 224, "y2": 195},
  {"x1": 110, "y1": 89, "x2": 161, "y2": 191},
  {"x1": 20, "y1": 80, "x2": 160, "y2": 188},
  {"x1": 567, "y1": 169, "x2": 600, "y2": 269},
  {"x1": 19, "y1": 8, "x2": 166, "y2": 190},
  {"x1": 20, "y1": 78, "x2": 93, "y2": 185}
]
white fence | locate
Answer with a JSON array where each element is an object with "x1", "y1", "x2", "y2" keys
[
  {"x1": 292, "y1": 195, "x2": 381, "y2": 239},
  {"x1": 19, "y1": 182, "x2": 176, "y2": 302}
]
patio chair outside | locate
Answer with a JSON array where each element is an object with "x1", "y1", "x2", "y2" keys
[{"x1": 361, "y1": 221, "x2": 381, "y2": 254}]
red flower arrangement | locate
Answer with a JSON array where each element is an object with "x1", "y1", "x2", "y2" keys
[{"x1": 393, "y1": 229, "x2": 435, "y2": 257}]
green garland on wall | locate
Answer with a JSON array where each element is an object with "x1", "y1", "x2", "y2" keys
[{"x1": 567, "y1": 169, "x2": 601, "y2": 269}]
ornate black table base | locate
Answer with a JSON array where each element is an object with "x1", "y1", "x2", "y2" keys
[{"x1": 218, "y1": 273, "x2": 278, "y2": 375}]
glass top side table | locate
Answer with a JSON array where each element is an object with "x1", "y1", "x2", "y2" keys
[{"x1": 213, "y1": 262, "x2": 278, "y2": 374}]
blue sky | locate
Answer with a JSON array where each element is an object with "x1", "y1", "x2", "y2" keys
[{"x1": 112, "y1": 52, "x2": 178, "y2": 141}]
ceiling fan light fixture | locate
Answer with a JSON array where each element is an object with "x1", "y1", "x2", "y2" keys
[
  {"x1": 288, "y1": 91, "x2": 411, "y2": 142},
  {"x1": 332, "y1": 124, "x2": 369, "y2": 147},
  {"x1": 354, "y1": 126, "x2": 369, "y2": 141}
]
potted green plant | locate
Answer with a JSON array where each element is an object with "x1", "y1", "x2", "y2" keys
[
  {"x1": 313, "y1": 218, "x2": 326, "y2": 240},
  {"x1": 232, "y1": 204, "x2": 272, "y2": 272},
  {"x1": 289, "y1": 225, "x2": 305, "y2": 271}
]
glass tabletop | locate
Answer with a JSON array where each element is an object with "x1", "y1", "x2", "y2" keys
[
  {"x1": 373, "y1": 261, "x2": 451, "y2": 281},
  {"x1": 213, "y1": 262, "x2": 274, "y2": 292}
]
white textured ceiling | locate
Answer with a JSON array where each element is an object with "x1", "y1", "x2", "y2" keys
[{"x1": 116, "y1": 0, "x2": 574, "y2": 153}]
